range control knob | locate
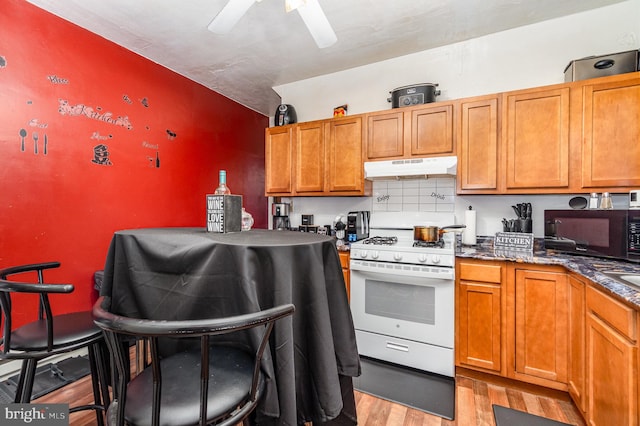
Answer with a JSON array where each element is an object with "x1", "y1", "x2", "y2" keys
[
  {"x1": 431, "y1": 255, "x2": 441, "y2": 264},
  {"x1": 418, "y1": 254, "x2": 428, "y2": 263},
  {"x1": 371, "y1": 251, "x2": 380, "y2": 260},
  {"x1": 359, "y1": 250, "x2": 368, "y2": 259},
  {"x1": 393, "y1": 253, "x2": 403, "y2": 261}
]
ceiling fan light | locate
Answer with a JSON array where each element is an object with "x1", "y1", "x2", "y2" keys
[
  {"x1": 207, "y1": 0, "x2": 257, "y2": 34},
  {"x1": 296, "y1": 0, "x2": 337, "y2": 48}
]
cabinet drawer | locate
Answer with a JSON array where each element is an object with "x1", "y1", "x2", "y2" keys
[
  {"x1": 458, "y1": 260, "x2": 503, "y2": 283},
  {"x1": 587, "y1": 285, "x2": 637, "y2": 341}
]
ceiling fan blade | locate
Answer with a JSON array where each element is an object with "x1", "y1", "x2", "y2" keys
[
  {"x1": 296, "y1": 0, "x2": 337, "y2": 48},
  {"x1": 207, "y1": 0, "x2": 256, "y2": 34}
]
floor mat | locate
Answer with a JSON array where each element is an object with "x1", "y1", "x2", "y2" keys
[
  {"x1": 493, "y1": 404, "x2": 572, "y2": 426},
  {"x1": 0, "y1": 355, "x2": 91, "y2": 401},
  {"x1": 353, "y1": 356, "x2": 455, "y2": 420}
]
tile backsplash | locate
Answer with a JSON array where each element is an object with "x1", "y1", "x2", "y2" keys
[{"x1": 372, "y1": 177, "x2": 456, "y2": 212}]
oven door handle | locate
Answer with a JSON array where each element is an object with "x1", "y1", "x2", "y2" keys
[{"x1": 386, "y1": 341, "x2": 410, "y2": 352}]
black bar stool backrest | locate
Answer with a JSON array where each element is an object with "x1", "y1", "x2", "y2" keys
[{"x1": 93, "y1": 296, "x2": 294, "y2": 426}]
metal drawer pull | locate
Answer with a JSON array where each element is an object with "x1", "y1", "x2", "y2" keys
[{"x1": 386, "y1": 341, "x2": 409, "y2": 352}]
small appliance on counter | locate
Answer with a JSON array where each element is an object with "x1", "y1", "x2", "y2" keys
[
  {"x1": 333, "y1": 214, "x2": 347, "y2": 247},
  {"x1": 274, "y1": 104, "x2": 297, "y2": 126},
  {"x1": 544, "y1": 209, "x2": 639, "y2": 262},
  {"x1": 346, "y1": 211, "x2": 370, "y2": 242},
  {"x1": 631, "y1": 190, "x2": 640, "y2": 209},
  {"x1": 272, "y1": 202, "x2": 291, "y2": 230}
]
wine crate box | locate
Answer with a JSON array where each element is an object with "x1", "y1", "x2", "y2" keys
[{"x1": 206, "y1": 194, "x2": 242, "y2": 233}]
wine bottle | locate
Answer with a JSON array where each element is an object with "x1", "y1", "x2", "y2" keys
[{"x1": 214, "y1": 170, "x2": 231, "y2": 195}]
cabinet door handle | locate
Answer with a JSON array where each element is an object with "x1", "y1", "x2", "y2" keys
[{"x1": 386, "y1": 341, "x2": 409, "y2": 352}]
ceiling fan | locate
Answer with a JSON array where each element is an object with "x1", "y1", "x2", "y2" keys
[{"x1": 207, "y1": 0, "x2": 337, "y2": 48}]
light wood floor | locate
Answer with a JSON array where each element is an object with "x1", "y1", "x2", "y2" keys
[{"x1": 34, "y1": 370, "x2": 586, "y2": 426}]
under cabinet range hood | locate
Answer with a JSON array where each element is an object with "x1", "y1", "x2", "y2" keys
[{"x1": 364, "y1": 156, "x2": 457, "y2": 180}]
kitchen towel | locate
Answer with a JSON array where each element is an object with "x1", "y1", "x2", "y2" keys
[{"x1": 463, "y1": 207, "x2": 477, "y2": 245}]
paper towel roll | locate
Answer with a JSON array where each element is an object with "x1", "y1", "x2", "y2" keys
[{"x1": 463, "y1": 208, "x2": 477, "y2": 246}]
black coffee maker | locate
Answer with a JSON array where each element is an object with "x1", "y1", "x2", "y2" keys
[{"x1": 272, "y1": 203, "x2": 291, "y2": 230}]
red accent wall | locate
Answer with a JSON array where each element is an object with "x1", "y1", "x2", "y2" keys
[{"x1": 0, "y1": 0, "x2": 269, "y2": 325}]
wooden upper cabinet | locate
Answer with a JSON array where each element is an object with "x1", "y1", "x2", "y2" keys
[
  {"x1": 365, "y1": 103, "x2": 455, "y2": 161},
  {"x1": 458, "y1": 96, "x2": 500, "y2": 192},
  {"x1": 294, "y1": 121, "x2": 325, "y2": 194},
  {"x1": 366, "y1": 111, "x2": 405, "y2": 159},
  {"x1": 326, "y1": 116, "x2": 367, "y2": 194},
  {"x1": 581, "y1": 75, "x2": 640, "y2": 189},
  {"x1": 410, "y1": 103, "x2": 454, "y2": 156},
  {"x1": 265, "y1": 125, "x2": 294, "y2": 195},
  {"x1": 504, "y1": 87, "x2": 570, "y2": 190}
]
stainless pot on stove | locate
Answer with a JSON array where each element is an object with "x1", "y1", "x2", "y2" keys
[{"x1": 413, "y1": 224, "x2": 465, "y2": 242}]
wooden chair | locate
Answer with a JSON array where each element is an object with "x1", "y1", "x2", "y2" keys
[
  {"x1": 0, "y1": 262, "x2": 109, "y2": 425},
  {"x1": 93, "y1": 295, "x2": 295, "y2": 426}
]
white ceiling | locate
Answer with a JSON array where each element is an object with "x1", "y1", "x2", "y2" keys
[{"x1": 26, "y1": 0, "x2": 627, "y2": 116}]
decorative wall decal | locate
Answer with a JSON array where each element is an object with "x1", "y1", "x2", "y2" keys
[
  {"x1": 147, "y1": 151, "x2": 160, "y2": 168},
  {"x1": 33, "y1": 132, "x2": 38, "y2": 154},
  {"x1": 90, "y1": 131, "x2": 112, "y2": 140},
  {"x1": 142, "y1": 141, "x2": 158, "y2": 149},
  {"x1": 91, "y1": 144, "x2": 112, "y2": 166},
  {"x1": 58, "y1": 99, "x2": 133, "y2": 130},
  {"x1": 29, "y1": 119, "x2": 48, "y2": 128},
  {"x1": 0, "y1": 56, "x2": 6, "y2": 68},
  {"x1": 19, "y1": 129, "x2": 26, "y2": 152},
  {"x1": 140, "y1": 97, "x2": 149, "y2": 108},
  {"x1": 47, "y1": 75, "x2": 69, "y2": 84},
  {"x1": 166, "y1": 129, "x2": 177, "y2": 140},
  {"x1": 122, "y1": 94, "x2": 132, "y2": 104},
  {"x1": 43, "y1": 134, "x2": 48, "y2": 155}
]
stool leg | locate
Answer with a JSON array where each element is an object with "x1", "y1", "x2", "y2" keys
[
  {"x1": 95, "y1": 341, "x2": 111, "y2": 408},
  {"x1": 88, "y1": 344, "x2": 105, "y2": 426},
  {"x1": 18, "y1": 359, "x2": 38, "y2": 403}
]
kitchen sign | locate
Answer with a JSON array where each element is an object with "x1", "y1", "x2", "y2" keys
[{"x1": 494, "y1": 231, "x2": 534, "y2": 259}]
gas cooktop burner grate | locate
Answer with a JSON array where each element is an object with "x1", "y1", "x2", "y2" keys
[
  {"x1": 362, "y1": 236, "x2": 398, "y2": 246},
  {"x1": 413, "y1": 240, "x2": 445, "y2": 248}
]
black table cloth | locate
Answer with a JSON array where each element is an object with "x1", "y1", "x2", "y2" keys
[{"x1": 100, "y1": 228, "x2": 360, "y2": 425}]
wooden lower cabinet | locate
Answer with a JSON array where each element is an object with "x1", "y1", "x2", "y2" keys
[
  {"x1": 509, "y1": 265, "x2": 568, "y2": 389},
  {"x1": 456, "y1": 259, "x2": 505, "y2": 374},
  {"x1": 586, "y1": 285, "x2": 638, "y2": 426},
  {"x1": 568, "y1": 273, "x2": 586, "y2": 415},
  {"x1": 338, "y1": 251, "x2": 350, "y2": 302}
]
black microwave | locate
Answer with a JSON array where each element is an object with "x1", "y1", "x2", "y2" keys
[{"x1": 544, "y1": 209, "x2": 640, "y2": 262}]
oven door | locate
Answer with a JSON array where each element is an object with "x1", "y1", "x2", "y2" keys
[{"x1": 350, "y1": 260, "x2": 454, "y2": 349}]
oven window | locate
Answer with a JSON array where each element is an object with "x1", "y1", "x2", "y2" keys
[{"x1": 364, "y1": 279, "x2": 435, "y2": 325}]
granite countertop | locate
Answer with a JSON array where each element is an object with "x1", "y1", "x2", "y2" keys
[{"x1": 458, "y1": 237, "x2": 640, "y2": 310}]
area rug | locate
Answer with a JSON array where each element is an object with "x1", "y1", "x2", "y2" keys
[
  {"x1": 353, "y1": 356, "x2": 455, "y2": 420},
  {"x1": 0, "y1": 355, "x2": 91, "y2": 401},
  {"x1": 493, "y1": 404, "x2": 572, "y2": 426}
]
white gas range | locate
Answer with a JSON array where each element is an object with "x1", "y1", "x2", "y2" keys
[{"x1": 349, "y1": 211, "x2": 459, "y2": 377}]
